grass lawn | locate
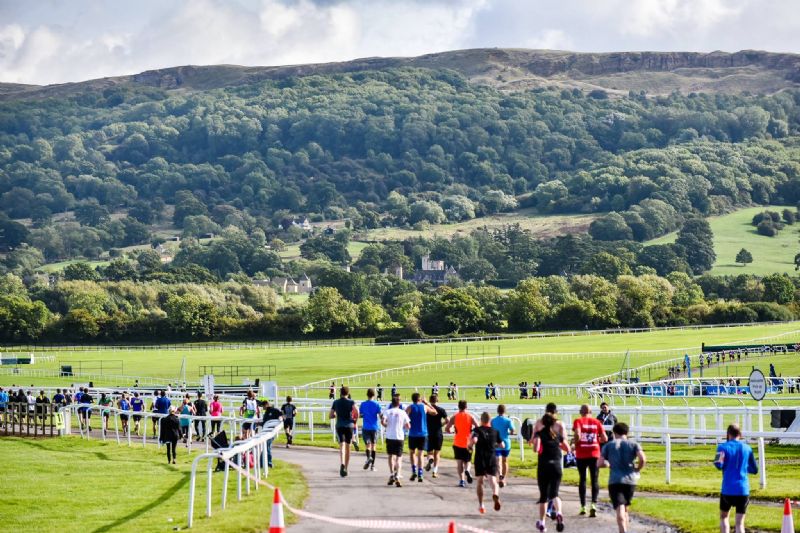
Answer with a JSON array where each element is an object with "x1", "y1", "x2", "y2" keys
[
  {"x1": 0, "y1": 436, "x2": 307, "y2": 533},
  {"x1": 39, "y1": 258, "x2": 111, "y2": 274},
  {"x1": 356, "y1": 208, "x2": 596, "y2": 242},
  {"x1": 633, "y1": 498, "x2": 797, "y2": 533},
  {"x1": 1, "y1": 322, "x2": 797, "y2": 390},
  {"x1": 648, "y1": 206, "x2": 800, "y2": 276}
]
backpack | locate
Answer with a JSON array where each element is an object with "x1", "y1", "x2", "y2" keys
[{"x1": 521, "y1": 418, "x2": 534, "y2": 442}]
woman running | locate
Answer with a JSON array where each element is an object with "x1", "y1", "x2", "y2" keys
[
  {"x1": 98, "y1": 392, "x2": 113, "y2": 436},
  {"x1": 532, "y1": 412, "x2": 570, "y2": 532},
  {"x1": 209, "y1": 394, "x2": 223, "y2": 435},
  {"x1": 117, "y1": 393, "x2": 131, "y2": 435},
  {"x1": 179, "y1": 398, "x2": 193, "y2": 442}
]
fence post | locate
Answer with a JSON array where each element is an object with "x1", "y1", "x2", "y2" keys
[{"x1": 665, "y1": 433, "x2": 671, "y2": 485}]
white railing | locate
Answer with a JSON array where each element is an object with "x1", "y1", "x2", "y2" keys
[{"x1": 187, "y1": 420, "x2": 283, "y2": 527}]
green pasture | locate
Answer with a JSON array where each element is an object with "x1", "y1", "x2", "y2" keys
[
  {"x1": 0, "y1": 437, "x2": 307, "y2": 533},
  {"x1": 648, "y1": 206, "x2": 800, "y2": 276},
  {"x1": 1, "y1": 322, "x2": 798, "y2": 390},
  {"x1": 632, "y1": 499, "x2": 795, "y2": 533}
]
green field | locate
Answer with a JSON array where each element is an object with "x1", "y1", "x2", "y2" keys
[
  {"x1": 648, "y1": 206, "x2": 800, "y2": 276},
  {"x1": 356, "y1": 209, "x2": 596, "y2": 242},
  {"x1": 0, "y1": 437, "x2": 306, "y2": 533},
  {"x1": 1, "y1": 323, "x2": 798, "y2": 392}
]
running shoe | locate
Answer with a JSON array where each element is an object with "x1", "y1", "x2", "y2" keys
[
  {"x1": 370, "y1": 463, "x2": 376, "y2": 472},
  {"x1": 589, "y1": 503, "x2": 597, "y2": 518},
  {"x1": 418, "y1": 475, "x2": 423, "y2": 483},
  {"x1": 387, "y1": 475, "x2": 395, "y2": 486},
  {"x1": 458, "y1": 480, "x2": 466, "y2": 488},
  {"x1": 579, "y1": 506, "x2": 586, "y2": 516},
  {"x1": 339, "y1": 464, "x2": 347, "y2": 478},
  {"x1": 547, "y1": 502, "x2": 557, "y2": 520},
  {"x1": 535, "y1": 519, "x2": 546, "y2": 532},
  {"x1": 492, "y1": 494, "x2": 501, "y2": 511},
  {"x1": 353, "y1": 441, "x2": 360, "y2": 452},
  {"x1": 498, "y1": 479, "x2": 505, "y2": 488},
  {"x1": 556, "y1": 513, "x2": 564, "y2": 532},
  {"x1": 465, "y1": 470, "x2": 473, "y2": 484},
  {"x1": 425, "y1": 458, "x2": 433, "y2": 471},
  {"x1": 395, "y1": 478, "x2": 402, "y2": 487},
  {"x1": 364, "y1": 459, "x2": 371, "y2": 470},
  {"x1": 479, "y1": 506, "x2": 486, "y2": 515},
  {"x1": 432, "y1": 471, "x2": 438, "y2": 478},
  {"x1": 410, "y1": 472, "x2": 418, "y2": 481}
]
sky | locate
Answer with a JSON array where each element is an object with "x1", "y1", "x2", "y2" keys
[{"x1": 1, "y1": 0, "x2": 799, "y2": 85}]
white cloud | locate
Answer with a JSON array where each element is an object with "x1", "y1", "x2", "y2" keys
[{"x1": 0, "y1": 0, "x2": 799, "y2": 85}]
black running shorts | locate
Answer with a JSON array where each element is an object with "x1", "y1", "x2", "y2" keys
[
  {"x1": 336, "y1": 427, "x2": 353, "y2": 444},
  {"x1": 284, "y1": 418, "x2": 294, "y2": 430},
  {"x1": 608, "y1": 483, "x2": 635, "y2": 509},
  {"x1": 386, "y1": 438, "x2": 404, "y2": 456},
  {"x1": 453, "y1": 445, "x2": 472, "y2": 462},
  {"x1": 408, "y1": 436, "x2": 427, "y2": 451},
  {"x1": 720, "y1": 494, "x2": 749, "y2": 514},
  {"x1": 362, "y1": 430, "x2": 377, "y2": 445},
  {"x1": 474, "y1": 457, "x2": 498, "y2": 477},
  {"x1": 536, "y1": 462, "x2": 563, "y2": 504},
  {"x1": 426, "y1": 432, "x2": 443, "y2": 452}
]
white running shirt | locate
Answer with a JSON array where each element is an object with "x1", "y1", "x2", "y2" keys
[{"x1": 383, "y1": 407, "x2": 410, "y2": 440}]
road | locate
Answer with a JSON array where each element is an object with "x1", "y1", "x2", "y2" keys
[{"x1": 272, "y1": 446, "x2": 672, "y2": 533}]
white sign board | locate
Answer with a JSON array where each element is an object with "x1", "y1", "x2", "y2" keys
[
  {"x1": 261, "y1": 381, "x2": 278, "y2": 403},
  {"x1": 748, "y1": 369, "x2": 767, "y2": 401},
  {"x1": 202, "y1": 374, "x2": 215, "y2": 397}
]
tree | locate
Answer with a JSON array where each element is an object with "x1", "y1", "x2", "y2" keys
[
  {"x1": 419, "y1": 287, "x2": 484, "y2": 335},
  {"x1": 0, "y1": 215, "x2": 29, "y2": 248},
  {"x1": 163, "y1": 293, "x2": 219, "y2": 339},
  {"x1": 580, "y1": 251, "x2": 632, "y2": 280},
  {"x1": 588, "y1": 212, "x2": 633, "y2": 241},
  {"x1": 303, "y1": 287, "x2": 360, "y2": 336},
  {"x1": 0, "y1": 294, "x2": 51, "y2": 341},
  {"x1": 762, "y1": 273, "x2": 795, "y2": 304},
  {"x1": 60, "y1": 308, "x2": 100, "y2": 340},
  {"x1": 63, "y1": 261, "x2": 100, "y2": 281},
  {"x1": 505, "y1": 278, "x2": 549, "y2": 332},
  {"x1": 74, "y1": 200, "x2": 111, "y2": 226},
  {"x1": 676, "y1": 217, "x2": 715, "y2": 274},
  {"x1": 735, "y1": 248, "x2": 753, "y2": 266}
]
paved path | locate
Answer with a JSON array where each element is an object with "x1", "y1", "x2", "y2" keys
[{"x1": 272, "y1": 446, "x2": 672, "y2": 533}]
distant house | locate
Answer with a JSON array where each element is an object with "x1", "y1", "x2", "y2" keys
[
  {"x1": 271, "y1": 277, "x2": 299, "y2": 294},
  {"x1": 200, "y1": 232, "x2": 215, "y2": 239},
  {"x1": 323, "y1": 226, "x2": 336, "y2": 235},
  {"x1": 383, "y1": 265, "x2": 404, "y2": 279},
  {"x1": 252, "y1": 278, "x2": 271, "y2": 287},
  {"x1": 297, "y1": 273, "x2": 312, "y2": 293},
  {"x1": 167, "y1": 236, "x2": 180, "y2": 242},
  {"x1": 412, "y1": 255, "x2": 459, "y2": 285}
]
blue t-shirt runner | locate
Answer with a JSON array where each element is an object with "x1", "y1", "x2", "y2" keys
[
  {"x1": 491, "y1": 415, "x2": 515, "y2": 455},
  {"x1": 131, "y1": 397, "x2": 144, "y2": 412},
  {"x1": 408, "y1": 402, "x2": 428, "y2": 437},
  {"x1": 715, "y1": 438, "x2": 758, "y2": 496},
  {"x1": 359, "y1": 399, "x2": 382, "y2": 431}
]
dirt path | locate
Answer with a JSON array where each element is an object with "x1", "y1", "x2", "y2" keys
[{"x1": 272, "y1": 446, "x2": 673, "y2": 533}]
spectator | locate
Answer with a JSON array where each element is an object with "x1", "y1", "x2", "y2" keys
[
  {"x1": 209, "y1": 394, "x2": 223, "y2": 435},
  {"x1": 261, "y1": 399, "x2": 284, "y2": 468},
  {"x1": 0, "y1": 387, "x2": 8, "y2": 426},
  {"x1": 597, "y1": 402, "x2": 617, "y2": 441},
  {"x1": 35, "y1": 390, "x2": 50, "y2": 420},
  {"x1": 159, "y1": 406, "x2": 181, "y2": 464},
  {"x1": 193, "y1": 392, "x2": 208, "y2": 441}
]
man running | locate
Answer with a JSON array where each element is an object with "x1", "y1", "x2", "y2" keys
[
  {"x1": 424, "y1": 394, "x2": 447, "y2": 478},
  {"x1": 714, "y1": 424, "x2": 758, "y2": 533},
  {"x1": 446, "y1": 399, "x2": 478, "y2": 487},
  {"x1": 330, "y1": 385, "x2": 357, "y2": 477},
  {"x1": 281, "y1": 396, "x2": 297, "y2": 447},
  {"x1": 573, "y1": 404, "x2": 607, "y2": 517},
  {"x1": 598, "y1": 423, "x2": 647, "y2": 533},
  {"x1": 532, "y1": 410, "x2": 570, "y2": 532},
  {"x1": 491, "y1": 404, "x2": 516, "y2": 487},
  {"x1": 382, "y1": 394, "x2": 410, "y2": 487},
  {"x1": 359, "y1": 388, "x2": 382, "y2": 470},
  {"x1": 470, "y1": 411, "x2": 504, "y2": 514},
  {"x1": 130, "y1": 391, "x2": 144, "y2": 435},
  {"x1": 406, "y1": 392, "x2": 436, "y2": 483},
  {"x1": 118, "y1": 392, "x2": 131, "y2": 435}
]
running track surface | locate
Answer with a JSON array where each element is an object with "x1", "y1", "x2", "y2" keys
[{"x1": 272, "y1": 446, "x2": 671, "y2": 533}]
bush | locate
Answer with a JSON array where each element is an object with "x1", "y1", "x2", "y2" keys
[
  {"x1": 756, "y1": 220, "x2": 777, "y2": 236},
  {"x1": 706, "y1": 303, "x2": 758, "y2": 324},
  {"x1": 743, "y1": 302, "x2": 795, "y2": 322}
]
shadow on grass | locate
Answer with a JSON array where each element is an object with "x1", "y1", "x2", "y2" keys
[{"x1": 90, "y1": 472, "x2": 191, "y2": 533}]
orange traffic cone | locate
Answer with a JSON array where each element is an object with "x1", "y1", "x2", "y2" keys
[
  {"x1": 447, "y1": 521, "x2": 457, "y2": 533},
  {"x1": 269, "y1": 488, "x2": 285, "y2": 533},
  {"x1": 782, "y1": 498, "x2": 794, "y2": 533}
]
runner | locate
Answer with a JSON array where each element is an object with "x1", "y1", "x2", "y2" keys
[
  {"x1": 179, "y1": 397, "x2": 193, "y2": 442},
  {"x1": 532, "y1": 411, "x2": 570, "y2": 532},
  {"x1": 328, "y1": 382, "x2": 335, "y2": 400},
  {"x1": 714, "y1": 424, "x2": 758, "y2": 533},
  {"x1": 240, "y1": 390, "x2": 259, "y2": 439},
  {"x1": 406, "y1": 392, "x2": 436, "y2": 483},
  {"x1": 491, "y1": 404, "x2": 516, "y2": 487},
  {"x1": 150, "y1": 391, "x2": 161, "y2": 437},
  {"x1": 130, "y1": 391, "x2": 144, "y2": 435},
  {"x1": 573, "y1": 404, "x2": 607, "y2": 517},
  {"x1": 118, "y1": 392, "x2": 131, "y2": 435},
  {"x1": 598, "y1": 422, "x2": 647, "y2": 533},
  {"x1": 79, "y1": 388, "x2": 93, "y2": 432},
  {"x1": 209, "y1": 394, "x2": 223, "y2": 435},
  {"x1": 260, "y1": 399, "x2": 284, "y2": 468},
  {"x1": 470, "y1": 411, "x2": 504, "y2": 514},
  {"x1": 280, "y1": 396, "x2": 297, "y2": 447},
  {"x1": 424, "y1": 393, "x2": 447, "y2": 478},
  {"x1": 445, "y1": 399, "x2": 478, "y2": 488},
  {"x1": 359, "y1": 388, "x2": 382, "y2": 471},
  {"x1": 193, "y1": 392, "x2": 208, "y2": 440},
  {"x1": 329, "y1": 385, "x2": 357, "y2": 477},
  {"x1": 381, "y1": 394, "x2": 410, "y2": 487}
]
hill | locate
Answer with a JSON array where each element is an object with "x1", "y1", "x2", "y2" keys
[
  {"x1": 648, "y1": 206, "x2": 800, "y2": 276},
  {"x1": 2, "y1": 48, "x2": 799, "y2": 100}
]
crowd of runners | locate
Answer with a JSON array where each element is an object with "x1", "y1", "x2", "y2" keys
[{"x1": 327, "y1": 386, "x2": 760, "y2": 533}]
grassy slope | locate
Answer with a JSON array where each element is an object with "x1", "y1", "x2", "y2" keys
[
  {"x1": 648, "y1": 206, "x2": 799, "y2": 276},
  {"x1": 0, "y1": 436, "x2": 306, "y2": 533},
  {"x1": 0, "y1": 322, "x2": 797, "y2": 390}
]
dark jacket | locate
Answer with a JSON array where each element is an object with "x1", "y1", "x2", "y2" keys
[{"x1": 159, "y1": 414, "x2": 181, "y2": 443}]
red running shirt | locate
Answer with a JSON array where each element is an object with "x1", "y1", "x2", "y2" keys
[{"x1": 572, "y1": 416, "x2": 605, "y2": 459}]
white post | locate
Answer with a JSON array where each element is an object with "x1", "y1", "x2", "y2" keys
[
  {"x1": 665, "y1": 434, "x2": 672, "y2": 485},
  {"x1": 221, "y1": 460, "x2": 230, "y2": 510},
  {"x1": 206, "y1": 458, "x2": 213, "y2": 517},
  {"x1": 758, "y1": 400, "x2": 766, "y2": 489}
]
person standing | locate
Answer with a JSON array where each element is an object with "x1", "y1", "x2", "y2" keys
[
  {"x1": 714, "y1": 424, "x2": 758, "y2": 533},
  {"x1": 381, "y1": 394, "x2": 410, "y2": 487},
  {"x1": 280, "y1": 396, "x2": 297, "y2": 447},
  {"x1": 0, "y1": 387, "x2": 8, "y2": 427},
  {"x1": 491, "y1": 404, "x2": 516, "y2": 487},
  {"x1": 159, "y1": 406, "x2": 181, "y2": 464},
  {"x1": 260, "y1": 400, "x2": 284, "y2": 469},
  {"x1": 573, "y1": 404, "x2": 607, "y2": 517},
  {"x1": 193, "y1": 392, "x2": 208, "y2": 441},
  {"x1": 532, "y1": 411, "x2": 570, "y2": 532},
  {"x1": 471, "y1": 411, "x2": 504, "y2": 514},
  {"x1": 598, "y1": 423, "x2": 647, "y2": 533},
  {"x1": 359, "y1": 388, "x2": 382, "y2": 470},
  {"x1": 597, "y1": 402, "x2": 617, "y2": 442},
  {"x1": 209, "y1": 394, "x2": 223, "y2": 435},
  {"x1": 391, "y1": 383, "x2": 397, "y2": 398},
  {"x1": 424, "y1": 394, "x2": 447, "y2": 478},
  {"x1": 406, "y1": 392, "x2": 436, "y2": 483},
  {"x1": 329, "y1": 382, "x2": 335, "y2": 400},
  {"x1": 130, "y1": 391, "x2": 144, "y2": 435},
  {"x1": 376, "y1": 384, "x2": 383, "y2": 401},
  {"x1": 330, "y1": 386, "x2": 357, "y2": 477},
  {"x1": 446, "y1": 399, "x2": 478, "y2": 488}
]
